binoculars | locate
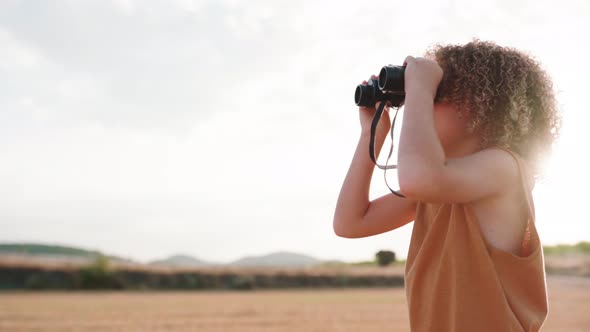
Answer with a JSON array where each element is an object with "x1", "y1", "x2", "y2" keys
[{"x1": 355, "y1": 64, "x2": 406, "y2": 108}]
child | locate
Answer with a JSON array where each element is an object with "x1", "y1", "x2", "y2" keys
[{"x1": 333, "y1": 39, "x2": 561, "y2": 331}]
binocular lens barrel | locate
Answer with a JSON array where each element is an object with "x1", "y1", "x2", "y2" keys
[
  {"x1": 378, "y1": 65, "x2": 405, "y2": 93},
  {"x1": 354, "y1": 65, "x2": 407, "y2": 108},
  {"x1": 355, "y1": 84, "x2": 373, "y2": 107}
]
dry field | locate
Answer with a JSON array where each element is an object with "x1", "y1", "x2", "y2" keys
[{"x1": 0, "y1": 275, "x2": 588, "y2": 332}]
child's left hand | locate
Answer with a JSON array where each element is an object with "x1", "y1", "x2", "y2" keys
[{"x1": 403, "y1": 56, "x2": 443, "y2": 100}]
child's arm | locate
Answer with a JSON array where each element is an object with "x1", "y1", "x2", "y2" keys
[
  {"x1": 333, "y1": 130, "x2": 417, "y2": 239},
  {"x1": 397, "y1": 56, "x2": 519, "y2": 203}
]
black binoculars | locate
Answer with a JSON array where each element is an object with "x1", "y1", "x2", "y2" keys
[{"x1": 355, "y1": 64, "x2": 406, "y2": 108}]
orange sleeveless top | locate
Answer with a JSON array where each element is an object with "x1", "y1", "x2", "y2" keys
[{"x1": 404, "y1": 147, "x2": 548, "y2": 331}]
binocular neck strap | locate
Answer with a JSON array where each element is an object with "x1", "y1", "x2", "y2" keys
[{"x1": 369, "y1": 101, "x2": 406, "y2": 198}]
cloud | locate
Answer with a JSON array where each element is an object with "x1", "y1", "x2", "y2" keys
[
  {"x1": 0, "y1": 0, "x2": 305, "y2": 133},
  {"x1": 0, "y1": 28, "x2": 43, "y2": 69}
]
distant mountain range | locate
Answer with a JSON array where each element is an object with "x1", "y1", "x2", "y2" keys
[
  {"x1": 145, "y1": 251, "x2": 329, "y2": 268},
  {"x1": 149, "y1": 254, "x2": 214, "y2": 267},
  {"x1": 229, "y1": 251, "x2": 320, "y2": 267},
  {"x1": 0, "y1": 243, "x2": 344, "y2": 268}
]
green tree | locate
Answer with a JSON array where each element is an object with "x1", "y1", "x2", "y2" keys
[{"x1": 376, "y1": 250, "x2": 396, "y2": 266}]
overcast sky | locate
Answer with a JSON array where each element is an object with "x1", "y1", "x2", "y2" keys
[{"x1": 1, "y1": 0, "x2": 588, "y2": 263}]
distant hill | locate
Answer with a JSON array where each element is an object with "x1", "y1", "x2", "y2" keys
[
  {"x1": 0, "y1": 243, "x2": 102, "y2": 257},
  {"x1": 0, "y1": 244, "x2": 327, "y2": 268},
  {"x1": 150, "y1": 252, "x2": 324, "y2": 268},
  {"x1": 0, "y1": 243, "x2": 134, "y2": 264},
  {"x1": 228, "y1": 251, "x2": 321, "y2": 267},
  {"x1": 149, "y1": 254, "x2": 216, "y2": 267}
]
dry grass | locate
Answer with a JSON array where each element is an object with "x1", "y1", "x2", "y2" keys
[{"x1": 0, "y1": 275, "x2": 588, "y2": 332}]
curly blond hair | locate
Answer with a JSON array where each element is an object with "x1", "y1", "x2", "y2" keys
[{"x1": 423, "y1": 38, "x2": 562, "y2": 183}]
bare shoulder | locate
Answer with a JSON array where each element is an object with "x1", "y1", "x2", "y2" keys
[
  {"x1": 399, "y1": 147, "x2": 521, "y2": 204},
  {"x1": 480, "y1": 147, "x2": 524, "y2": 187},
  {"x1": 451, "y1": 146, "x2": 520, "y2": 164},
  {"x1": 445, "y1": 147, "x2": 523, "y2": 198}
]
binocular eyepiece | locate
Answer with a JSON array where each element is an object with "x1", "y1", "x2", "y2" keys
[{"x1": 355, "y1": 64, "x2": 406, "y2": 108}]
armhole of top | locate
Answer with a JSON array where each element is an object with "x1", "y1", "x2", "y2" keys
[{"x1": 487, "y1": 146, "x2": 537, "y2": 256}]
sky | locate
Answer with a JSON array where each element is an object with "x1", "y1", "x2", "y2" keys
[{"x1": 1, "y1": 0, "x2": 588, "y2": 264}]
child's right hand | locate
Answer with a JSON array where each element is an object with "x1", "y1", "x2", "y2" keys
[{"x1": 359, "y1": 75, "x2": 391, "y2": 138}]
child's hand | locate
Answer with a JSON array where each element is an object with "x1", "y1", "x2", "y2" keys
[
  {"x1": 403, "y1": 56, "x2": 443, "y2": 100},
  {"x1": 359, "y1": 75, "x2": 391, "y2": 138}
]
